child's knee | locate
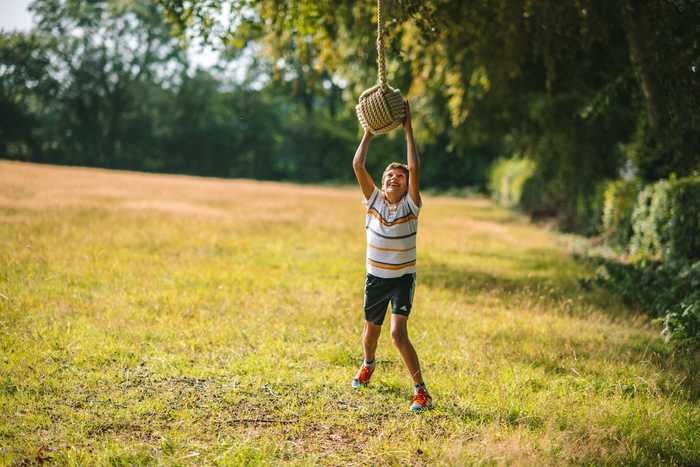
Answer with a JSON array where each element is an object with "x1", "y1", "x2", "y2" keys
[
  {"x1": 364, "y1": 322, "x2": 382, "y2": 338},
  {"x1": 390, "y1": 328, "x2": 408, "y2": 346}
]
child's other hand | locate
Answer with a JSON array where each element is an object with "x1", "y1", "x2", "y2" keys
[{"x1": 403, "y1": 100, "x2": 412, "y2": 131}]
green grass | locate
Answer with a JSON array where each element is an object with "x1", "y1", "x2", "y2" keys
[{"x1": 0, "y1": 161, "x2": 698, "y2": 465}]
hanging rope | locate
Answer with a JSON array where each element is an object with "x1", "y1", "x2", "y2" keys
[
  {"x1": 355, "y1": 0, "x2": 406, "y2": 134},
  {"x1": 377, "y1": 0, "x2": 386, "y2": 88}
]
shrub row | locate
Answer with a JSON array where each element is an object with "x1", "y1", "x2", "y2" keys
[
  {"x1": 594, "y1": 175, "x2": 700, "y2": 349},
  {"x1": 488, "y1": 156, "x2": 615, "y2": 234},
  {"x1": 489, "y1": 156, "x2": 700, "y2": 261},
  {"x1": 585, "y1": 258, "x2": 700, "y2": 349},
  {"x1": 488, "y1": 158, "x2": 536, "y2": 208},
  {"x1": 489, "y1": 157, "x2": 700, "y2": 349},
  {"x1": 602, "y1": 179, "x2": 640, "y2": 249},
  {"x1": 603, "y1": 176, "x2": 700, "y2": 262},
  {"x1": 630, "y1": 180, "x2": 671, "y2": 259}
]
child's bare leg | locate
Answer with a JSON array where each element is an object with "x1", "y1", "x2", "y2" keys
[
  {"x1": 363, "y1": 320, "x2": 382, "y2": 362},
  {"x1": 390, "y1": 314, "x2": 423, "y2": 385}
]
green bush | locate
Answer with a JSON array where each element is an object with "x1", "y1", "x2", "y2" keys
[
  {"x1": 602, "y1": 179, "x2": 640, "y2": 249},
  {"x1": 663, "y1": 302, "x2": 700, "y2": 349},
  {"x1": 630, "y1": 179, "x2": 672, "y2": 259},
  {"x1": 584, "y1": 258, "x2": 700, "y2": 350},
  {"x1": 628, "y1": 176, "x2": 700, "y2": 262},
  {"x1": 488, "y1": 157, "x2": 536, "y2": 208},
  {"x1": 519, "y1": 169, "x2": 555, "y2": 217},
  {"x1": 583, "y1": 176, "x2": 700, "y2": 350},
  {"x1": 667, "y1": 177, "x2": 700, "y2": 261},
  {"x1": 492, "y1": 156, "x2": 606, "y2": 234},
  {"x1": 583, "y1": 181, "x2": 609, "y2": 236}
]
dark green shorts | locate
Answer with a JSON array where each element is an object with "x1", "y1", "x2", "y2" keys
[{"x1": 363, "y1": 273, "x2": 416, "y2": 325}]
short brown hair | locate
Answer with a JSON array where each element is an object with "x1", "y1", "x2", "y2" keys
[{"x1": 382, "y1": 162, "x2": 409, "y2": 185}]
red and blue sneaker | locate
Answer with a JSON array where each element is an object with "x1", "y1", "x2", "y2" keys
[
  {"x1": 351, "y1": 363, "x2": 375, "y2": 388},
  {"x1": 410, "y1": 386, "x2": 433, "y2": 412}
]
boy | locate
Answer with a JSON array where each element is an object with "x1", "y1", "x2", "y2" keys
[{"x1": 351, "y1": 101, "x2": 432, "y2": 412}]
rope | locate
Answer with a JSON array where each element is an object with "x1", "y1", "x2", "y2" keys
[
  {"x1": 376, "y1": 0, "x2": 386, "y2": 88},
  {"x1": 356, "y1": 0, "x2": 405, "y2": 134}
]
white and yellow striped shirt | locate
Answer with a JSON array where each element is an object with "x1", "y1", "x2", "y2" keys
[{"x1": 364, "y1": 187, "x2": 420, "y2": 278}]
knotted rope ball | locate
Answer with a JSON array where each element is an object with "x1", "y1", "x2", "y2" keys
[{"x1": 356, "y1": 0, "x2": 406, "y2": 135}]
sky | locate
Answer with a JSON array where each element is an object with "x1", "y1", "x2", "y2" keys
[{"x1": 0, "y1": 0, "x2": 34, "y2": 32}]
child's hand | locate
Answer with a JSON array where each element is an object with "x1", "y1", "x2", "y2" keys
[
  {"x1": 363, "y1": 129, "x2": 374, "y2": 141},
  {"x1": 403, "y1": 100, "x2": 412, "y2": 131}
]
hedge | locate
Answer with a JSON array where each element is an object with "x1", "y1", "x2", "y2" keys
[
  {"x1": 667, "y1": 177, "x2": 700, "y2": 261},
  {"x1": 596, "y1": 175, "x2": 700, "y2": 349},
  {"x1": 587, "y1": 257, "x2": 700, "y2": 349},
  {"x1": 630, "y1": 179, "x2": 672, "y2": 259},
  {"x1": 627, "y1": 176, "x2": 700, "y2": 262},
  {"x1": 488, "y1": 157, "x2": 536, "y2": 208},
  {"x1": 602, "y1": 179, "x2": 640, "y2": 249}
]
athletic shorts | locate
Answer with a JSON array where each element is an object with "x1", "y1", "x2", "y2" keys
[{"x1": 363, "y1": 272, "x2": 416, "y2": 325}]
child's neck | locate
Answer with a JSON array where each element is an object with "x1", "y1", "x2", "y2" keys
[{"x1": 383, "y1": 191, "x2": 403, "y2": 205}]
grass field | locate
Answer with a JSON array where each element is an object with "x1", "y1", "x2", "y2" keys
[{"x1": 1, "y1": 161, "x2": 698, "y2": 465}]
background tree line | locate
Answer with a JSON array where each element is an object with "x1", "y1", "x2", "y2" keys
[{"x1": 2, "y1": 0, "x2": 489, "y2": 190}]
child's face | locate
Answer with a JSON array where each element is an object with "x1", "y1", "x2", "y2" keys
[{"x1": 382, "y1": 169, "x2": 408, "y2": 197}]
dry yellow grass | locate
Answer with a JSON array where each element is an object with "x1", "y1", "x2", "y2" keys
[{"x1": 0, "y1": 160, "x2": 698, "y2": 465}]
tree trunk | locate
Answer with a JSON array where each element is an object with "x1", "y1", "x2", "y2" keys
[{"x1": 622, "y1": 0, "x2": 664, "y2": 130}]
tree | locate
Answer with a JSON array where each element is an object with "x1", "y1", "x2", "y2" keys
[
  {"x1": 28, "y1": 0, "x2": 187, "y2": 167},
  {"x1": 0, "y1": 32, "x2": 58, "y2": 160}
]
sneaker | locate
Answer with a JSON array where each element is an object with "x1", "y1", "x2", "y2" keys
[
  {"x1": 410, "y1": 387, "x2": 433, "y2": 412},
  {"x1": 351, "y1": 364, "x2": 375, "y2": 388}
]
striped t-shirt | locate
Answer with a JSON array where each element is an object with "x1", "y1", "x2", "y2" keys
[{"x1": 364, "y1": 187, "x2": 421, "y2": 278}]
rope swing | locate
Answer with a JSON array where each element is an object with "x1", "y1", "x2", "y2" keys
[{"x1": 355, "y1": 0, "x2": 406, "y2": 135}]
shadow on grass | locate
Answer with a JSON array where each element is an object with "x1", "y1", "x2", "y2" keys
[
  {"x1": 421, "y1": 252, "x2": 619, "y2": 316},
  {"x1": 420, "y1": 256, "x2": 700, "y2": 401}
]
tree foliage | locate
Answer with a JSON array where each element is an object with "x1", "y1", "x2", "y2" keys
[{"x1": 0, "y1": 32, "x2": 58, "y2": 159}]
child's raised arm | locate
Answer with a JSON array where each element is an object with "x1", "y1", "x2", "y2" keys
[
  {"x1": 404, "y1": 102, "x2": 421, "y2": 207},
  {"x1": 353, "y1": 130, "x2": 377, "y2": 201}
]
